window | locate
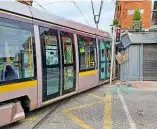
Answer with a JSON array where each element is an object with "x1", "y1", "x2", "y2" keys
[
  {"x1": 106, "y1": 42, "x2": 111, "y2": 62},
  {"x1": 41, "y1": 29, "x2": 59, "y2": 66},
  {"x1": 0, "y1": 17, "x2": 36, "y2": 83},
  {"x1": 60, "y1": 31, "x2": 74, "y2": 65},
  {"x1": 152, "y1": 1, "x2": 157, "y2": 25},
  {"x1": 78, "y1": 35, "x2": 97, "y2": 71}
]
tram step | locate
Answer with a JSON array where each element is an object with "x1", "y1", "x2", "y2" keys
[{"x1": 0, "y1": 101, "x2": 25, "y2": 127}]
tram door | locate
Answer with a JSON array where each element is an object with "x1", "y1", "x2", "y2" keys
[
  {"x1": 106, "y1": 42, "x2": 111, "y2": 78},
  {"x1": 40, "y1": 27, "x2": 76, "y2": 101},
  {"x1": 60, "y1": 31, "x2": 76, "y2": 95},
  {"x1": 99, "y1": 40, "x2": 107, "y2": 81},
  {"x1": 40, "y1": 27, "x2": 61, "y2": 101}
]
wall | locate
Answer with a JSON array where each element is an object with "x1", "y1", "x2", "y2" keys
[
  {"x1": 120, "y1": 45, "x2": 143, "y2": 81},
  {"x1": 16, "y1": 0, "x2": 33, "y2": 6},
  {"x1": 115, "y1": 0, "x2": 151, "y2": 30}
]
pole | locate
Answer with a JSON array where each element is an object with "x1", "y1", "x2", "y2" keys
[
  {"x1": 96, "y1": 22, "x2": 98, "y2": 29},
  {"x1": 110, "y1": 26, "x2": 115, "y2": 84}
]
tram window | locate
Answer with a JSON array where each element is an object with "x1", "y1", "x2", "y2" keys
[
  {"x1": 60, "y1": 31, "x2": 74, "y2": 64},
  {"x1": 106, "y1": 42, "x2": 111, "y2": 61},
  {"x1": 40, "y1": 27, "x2": 59, "y2": 65},
  {"x1": 0, "y1": 17, "x2": 35, "y2": 83},
  {"x1": 78, "y1": 35, "x2": 96, "y2": 71}
]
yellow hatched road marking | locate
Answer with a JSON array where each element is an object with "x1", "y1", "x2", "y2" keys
[
  {"x1": 0, "y1": 80, "x2": 37, "y2": 93},
  {"x1": 89, "y1": 93, "x2": 112, "y2": 129},
  {"x1": 104, "y1": 95, "x2": 112, "y2": 129},
  {"x1": 89, "y1": 93, "x2": 104, "y2": 101},
  {"x1": 62, "y1": 100, "x2": 103, "y2": 129},
  {"x1": 79, "y1": 70, "x2": 98, "y2": 77},
  {"x1": 63, "y1": 111, "x2": 93, "y2": 129},
  {"x1": 63, "y1": 100, "x2": 103, "y2": 112}
]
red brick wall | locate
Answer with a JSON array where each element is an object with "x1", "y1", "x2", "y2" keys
[
  {"x1": 115, "y1": 0, "x2": 151, "y2": 30},
  {"x1": 16, "y1": 0, "x2": 33, "y2": 6}
]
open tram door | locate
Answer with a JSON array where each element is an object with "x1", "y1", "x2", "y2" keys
[
  {"x1": 106, "y1": 41, "x2": 111, "y2": 78},
  {"x1": 99, "y1": 40, "x2": 107, "y2": 81},
  {"x1": 99, "y1": 40, "x2": 111, "y2": 81}
]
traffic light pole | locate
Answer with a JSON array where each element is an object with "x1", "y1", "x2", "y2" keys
[{"x1": 110, "y1": 26, "x2": 116, "y2": 84}]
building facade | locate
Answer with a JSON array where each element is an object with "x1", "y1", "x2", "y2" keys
[
  {"x1": 119, "y1": 31, "x2": 157, "y2": 81},
  {"x1": 115, "y1": 0, "x2": 151, "y2": 30}
]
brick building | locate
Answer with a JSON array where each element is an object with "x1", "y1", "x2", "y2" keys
[{"x1": 114, "y1": 0, "x2": 151, "y2": 30}]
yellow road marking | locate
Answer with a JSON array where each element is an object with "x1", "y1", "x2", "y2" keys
[
  {"x1": 62, "y1": 100, "x2": 103, "y2": 112},
  {"x1": 0, "y1": 80, "x2": 37, "y2": 93},
  {"x1": 62, "y1": 93, "x2": 112, "y2": 129},
  {"x1": 89, "y1": 93, "x2": 112, "y2": 129},
  {"x1": 79, "y1": 70, "x2": 98, "y2": 77},
  {"x1": 104, "y1": 95, "x2": 112, "y2": 129},
  {"x1": 89, "y1": 93, "x2": 104, "y2": 101},
  {"x1": 63, "y1": 111, "x2": 93, "y2": 129},
  {"x1": 62, "y1": 100, "x2": 103, "y2": 129}
]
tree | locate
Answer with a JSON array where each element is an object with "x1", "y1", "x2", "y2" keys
[
  {"x1": 131, "y1": 9, "x2": 142, "y2": 31},
  {"x1": 113, "y1": 19, "x2": 119, "y2": 25},
  {"x1": 133, "y1": 10, "x2": 141, "y2": 20},
  {"x1": 113, "y1": 18, "x2": 120, "y2": 27}
]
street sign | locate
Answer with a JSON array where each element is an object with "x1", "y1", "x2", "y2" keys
[{"x1": 116, "y1": 28, "x2": 121, "y2": 43}]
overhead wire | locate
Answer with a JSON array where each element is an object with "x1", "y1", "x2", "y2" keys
[
  {"x1": 33, "y1": 0, "x2": 91, "y2": 26},
  {"x1": 71, "y1": 0, "x2": 91, "y2": 26},
  {"x1": 34, "y1": 0, "x2": 48, "y2": 12}
]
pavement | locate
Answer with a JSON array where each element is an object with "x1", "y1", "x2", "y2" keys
[{"x1": 2, "y1": 81, "x2": 157, "y2": 129}]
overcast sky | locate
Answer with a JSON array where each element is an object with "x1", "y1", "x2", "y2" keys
[{"x1": 33, "y1": 0, "x2": 115, "y2": 33}]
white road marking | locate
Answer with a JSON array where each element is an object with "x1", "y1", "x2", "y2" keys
[{"x1": 117, "y1": 88, "x2": 137, "y2": 129}]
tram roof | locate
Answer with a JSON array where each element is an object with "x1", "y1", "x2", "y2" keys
[{"x1": 0, "y1": 1, "x2": 111, "y2": 38}]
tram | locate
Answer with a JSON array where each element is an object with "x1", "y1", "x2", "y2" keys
[{"x1": 0, "y1": 1, "x2": 112, "y2": 127}]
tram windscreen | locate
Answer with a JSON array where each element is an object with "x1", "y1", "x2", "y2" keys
[{"x1": 0, "y1": 19, "x2": 35, "y2": 82}]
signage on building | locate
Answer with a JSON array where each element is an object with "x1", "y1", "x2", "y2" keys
[{"x1": 128, "y1": 9, "x2": 144, "y2": 15}]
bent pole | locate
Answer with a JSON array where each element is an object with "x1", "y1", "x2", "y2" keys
[{"x1": 110, "y1": 26, "x2": 115, "y2": 84}]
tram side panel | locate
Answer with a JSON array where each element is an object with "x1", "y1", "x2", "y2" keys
[
  {"x1": 77, "y1": 35, "x2": 99, "y2": 92},
  {"x1": 0, "y1": 13, "x2": 38, "y2": 126}
]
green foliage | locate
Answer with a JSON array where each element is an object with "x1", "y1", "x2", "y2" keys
[
  {"x1": 113, "y1": 18, "x2": 121, "y2": 28},
  {"x1": 113, "y1": 18, "x2": 119, "y2": 25},
  {"x1": 131, "y1": 10, "x2": 142, "y2": 31},
  {"x1": 131, "y1": 20, "x2": 142, "y2": 32},
  {"x1": 133, "y1": 10, "x2": 141, "y2": 21}
]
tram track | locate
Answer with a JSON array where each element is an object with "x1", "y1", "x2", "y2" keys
[{"x1": 31, "y1": 98, "x2": 71, "y2": 129}]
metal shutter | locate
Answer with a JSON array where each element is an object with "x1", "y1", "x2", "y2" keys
[{"x1": 143, "y1": 44, "x2": 157, "y2": 81}]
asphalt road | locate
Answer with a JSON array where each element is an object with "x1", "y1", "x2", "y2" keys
[{"x1": 2, "y1": 84, "x2": 157, "y2": 129}]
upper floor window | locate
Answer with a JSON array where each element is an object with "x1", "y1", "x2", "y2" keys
[
  {"x1": 152, "y1": 1, "x2": 157, "y2": 25},
  {"x1": 0, "y1": 17, "x2": 36, "y2": 83},
  {"x1": 78, "y1": 35, "x2": 97, "y2": 71}
]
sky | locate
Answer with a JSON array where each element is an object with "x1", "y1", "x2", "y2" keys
[{"x1": 32, "y1": 0, "x2": 115, "y2": 33}]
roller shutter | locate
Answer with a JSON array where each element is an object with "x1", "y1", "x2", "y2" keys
[{"x1": 143, "y1": 44, "x2": 157, "y2": 81}]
